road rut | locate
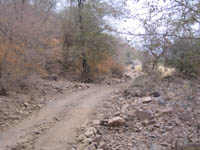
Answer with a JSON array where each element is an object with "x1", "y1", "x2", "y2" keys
[{"x1": 0, "y1": 84, "x2": 126, "y2": 150}]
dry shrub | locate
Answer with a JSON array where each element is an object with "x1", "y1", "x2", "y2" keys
[
  {"x1": 111, "y1": 63, "x2": 124, "y2": 78},
  {"x1": 0, "y1": 38, "x2": 48, "y2": 92},
  {"x1": 79, "y1": 55, "x2": 125, "y2": 81}
]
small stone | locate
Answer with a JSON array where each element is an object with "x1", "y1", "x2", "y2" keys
[
  {"x1": 85, "y1": 127, "x2": 97, "y2": 137},
  {"x1": 77, "y1": 134, "x2": 86, "y2": 142},
  {"x1": 84, "y1": 138, "x2": 93, "y2": 146},
  {"x1": 24, "y1": 102, "x2": 29, "y2": 107},
  {"x1": 142, "y1": 97, "x2": 152, "y2": 103},
  {"x1": 141, "y1": 120, "x2": 149, "y2": 126},
  {"x1": 108, "y1": 117, "x2": 125, "y2": 127},
  {"x1": 161, "y1": 142, "x2": 169, "y2": 147},
  {"x1": 136, "y1": 109, "x2": 153, "y2": 121},
  {"x1": 167, "y1": 91, "x2": 176, "y2": 98},
  {"x1": 151, "y1": 144, "x2": 165, "y2": 150},
  {"x1": 114, "y1": 112, "x2": 121, "y2": 116},
  {"x1": 151, "y1": 92, "x2": 160, "y2": 97},
  {"x1": 158, "y1": 97, "x2": 166, "y2": 105},
  {"x1": 37, "y1": 104, "x2": 42, "y2": 108},
  {"x1": 99, "y1": 120, "x2": 108, "y2": 126},
  {"x1": 86, "y1": 143, "x2": 96, "y2": 150},
  {"x1": 147, "y1": 125, "x2": 154, "y2": 131},
  {"x1": 159, "y1": 107, "x2": 173, "y2": 115},
  {"x1": 77, "y1": 144, "x2": 86, "y2": 150},
  {"x1": 149, "y1": 120, "x2": 156, "y2": 125},
  {"x1": 98, "y1": 142, "x2": 105, "y2": 148},
  {"x1": 93, "y1": 120, "x2": 100, "y2": 125}
]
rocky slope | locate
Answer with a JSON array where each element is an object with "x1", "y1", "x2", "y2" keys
[{"x1": 74, "y1": 75, "x2": 200, "y2": 150}]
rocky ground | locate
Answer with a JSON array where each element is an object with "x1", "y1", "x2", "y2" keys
[
  {"x1": 74, "y1": 75, "x2": 200, "y2": 150},
  {"x1": 0, "y1": 74, "x2": 90, "y2": 131}
]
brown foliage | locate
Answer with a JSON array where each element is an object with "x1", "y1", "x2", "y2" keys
[{"x1": 0, "y1": 0, "x2": 61, "y2": 91}]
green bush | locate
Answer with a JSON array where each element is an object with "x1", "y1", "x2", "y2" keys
[{"x1": 164, "y1": 39, "x2": 200, "y2": 77}]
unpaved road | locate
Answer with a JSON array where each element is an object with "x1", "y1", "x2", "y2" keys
[{"x1": 0, "y1": 84, "x2": 127, "y2": 150}]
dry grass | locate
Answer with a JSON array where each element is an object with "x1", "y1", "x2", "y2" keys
[{"x1": 158, "y1": 65, "x2": 175, "y2": 77}]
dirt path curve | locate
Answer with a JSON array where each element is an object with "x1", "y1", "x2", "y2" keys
[{"x1": 0, "y1": 83, "x2": 128, "y2": 150}]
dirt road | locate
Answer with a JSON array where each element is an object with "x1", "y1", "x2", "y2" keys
[{"x1": 0, "y1": 84, "x2": 127, "y2": 150}]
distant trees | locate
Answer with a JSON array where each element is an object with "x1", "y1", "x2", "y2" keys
[
  {"x1": 133, "y1": 0, "x2": 200, "y2": 77},
  {"x1": 62, "y1": 0, "x2": 125, "y2": 81}
]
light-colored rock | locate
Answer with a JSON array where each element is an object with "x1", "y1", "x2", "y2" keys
[
  {"x1": 151, "y1": 144, "x2": 165, "y2": 150},
  {"x1": 84, "y1": 138, "x2": 93, "y2": 146},
  {"x1": 108, "y1": 116, "x2": 125, "y2": 127},
  {"x1": 77, "y1": 144, "x2": 86, "y2": 150},
  {"x1": 85, "y1": 127, "x2": 97, "y2": 137},
  {"x1": 77, "y1": 134, "x2": 86, "y2": 142},
  {"x1": 159, "y1": 107, "x2": 173, "y2": 115},
  {"x1": 142, "y1": 96, "x2": 152, "y2": 103},
  {"x1": 121, "y1": 104, "x2": 129, "y2": 113},
  {"x1": 93, "y1": 120, "x2": 100, "y2": 125},
  {"x1": 24, "y1": 102, "x2": 29, "y2": 107}
]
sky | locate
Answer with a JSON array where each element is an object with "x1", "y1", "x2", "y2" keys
[
  {"x1": 110, "y1": 0, "x2": 148, "y2": 47},
  {"x1": 55, "y1": 0, "x2": 166, "y2": 47}
]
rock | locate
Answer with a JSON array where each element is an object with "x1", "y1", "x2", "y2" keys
[
  {"x1": 85, "y1": 127, "x2": 97, "y2": 137},
  {"x1": 99, "y1": 120, "x2": 108, "y2": 126},
  {"x1": 151, "y1": 144, "x2": 165, "y2": 150},
  {"x1": 158, "y1": 97, "x2": 166, "y2": 105},
  {"x1": 159, "y1": 107, "x2": 173, "y2": 115},
  {"x1": 108, "y1": 117, "x2": 125, "y2": 127},
  {"x1": 147, "y1": 125, "x2": 155, "y2": 131},
  {"x1": 37, "y1": 104, "x2": 42, "y2": 108},
  {"x1": 86, "y1": 143, "x2": 96, "y2": 150},
  {"x1": 98, "y1": 142, "x2": 105, "y2": 149},
  {"x1": 121, "y1": 104, "x2": 129, "y2": 113},
  {"x1": 161, "y1": 142, "x2": 169, "y2": 147},
  {"x1": 167, "y1": 91, "x2": 176, "y2": 98},
  {"x1": 77, "y1": 134, "x2": 86, "y2": 142},
  {"x1": 48, "y1": 74, "x2": 58, "y2": 81},
  {"x1": 148, "y1": 120, "x2": 156, "y2": 125},
  {"x1": 180, "y1": 144, "x2": 200, "y2": 150},
  {"x1": 114, "y1": 111, "x2": 121, "y2": 116},
  {"x1": 24, "y1": 102, "x2": 29, "y2": 107},
  {"x1": 142, "y1": 97, "x2": 152, "y2": 103},
  {"x1": 0, "y1": 88, "x2": 7, "y2": 96},
  {"x1": 136, "y1": 109, "x2": 153, "y2": 121},
  {"x1": 84, "y1": 138, "x2": 93, "y2": 146},
  {"x1": 93, "y1": 120, "x2": 100, "y2": 125},
  {"x1": 151, "y1": 92, "x2": 160, "y2": 97},
  {"x1": 77, "y1": 144, "x2": 86, "y2": 150},
  {"x1": 17, "y1": 110, "x2": 24, "y2": 115},
  {"x1": 141, "y1": 120, "x2": 149, "y2": 126},
  {"x1": 178, "y1": 112, "x2": 192, "y2": 122}
]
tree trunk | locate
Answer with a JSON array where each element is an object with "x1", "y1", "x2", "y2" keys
[
  {"x1": 0, "y1": 51, "x2": 8, "y2": 95},
  {"x1": 78, "y1": 0, "x2": 90, "y2": 81}
]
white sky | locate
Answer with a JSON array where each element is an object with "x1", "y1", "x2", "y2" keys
[{"x1": 56, "y1": 0, "x2": 171, "y2": 47}]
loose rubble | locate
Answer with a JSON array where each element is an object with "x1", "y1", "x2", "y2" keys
[{"x1": 74, "y1": 76, "x2": 200, "y2": 150}]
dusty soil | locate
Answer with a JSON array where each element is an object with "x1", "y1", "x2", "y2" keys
[
  {"x1": 0, "y1": 77, "x2": 130, "y2": 150},
  {"x1": 0, "y1": 75, "x2": 91, "y2": 131}
]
